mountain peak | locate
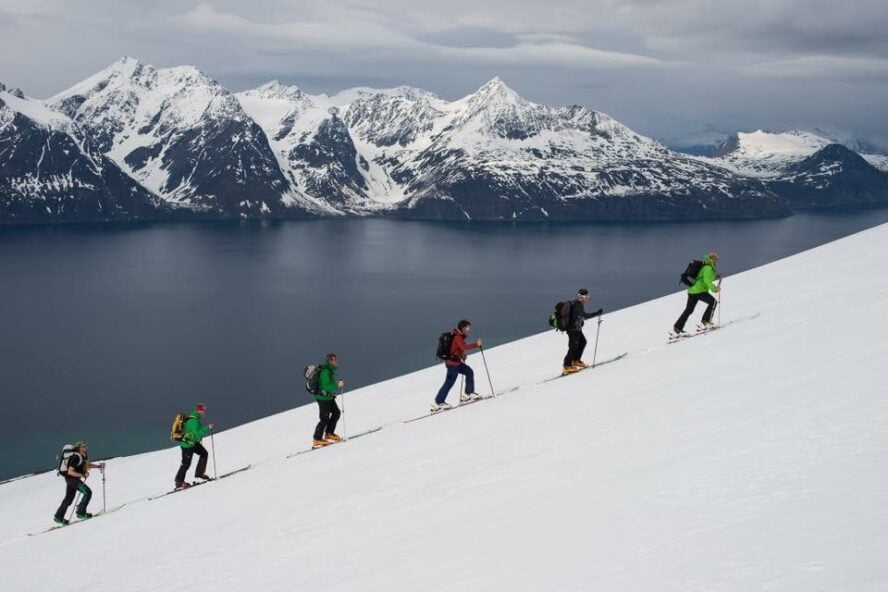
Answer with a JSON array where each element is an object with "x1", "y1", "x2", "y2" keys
[
  {"x1": 474, "y1": 76, "x2": 520, "y2": 101},
  {"x1": 252, "y1": 80, "x2": 305, "y2": 100},
  {"x1": 104, "y1": 56, "x2": 144, "y2": 79}
]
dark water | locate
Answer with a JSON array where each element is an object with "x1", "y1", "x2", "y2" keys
[{"x1": 2, "y1": 209, "x2": 888, "y2": 480}]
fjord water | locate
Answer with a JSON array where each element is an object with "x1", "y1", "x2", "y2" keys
[{"x1": 2, "y1": 209, "x2": 887, "y2": 480}]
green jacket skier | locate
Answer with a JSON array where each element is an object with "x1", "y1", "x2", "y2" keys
[
  {"x1": 179, "y1": 407, "x2": 213, "y2": 449},
  {"x1": 174, "y1": 404, "x2": 214, "y2": 489},
  {"x1": 312, "y1": 354, "x2": 345, "y2": 448},
  {"x1": 687, "y1": 253, "x2": 720, "y2": 295},
  {"x1": 674, "y1": 252, "x2": 721, "y2": 334},
  {"x1": 316, "y1": 361, "x2": 340, "y2": 402}
]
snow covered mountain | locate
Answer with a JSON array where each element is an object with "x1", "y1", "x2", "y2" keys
[
  {"x1": 700, "y1": 130, "x2": 888, "y2": 208},
  {"x1": 238, "y1": 77, "x2": 785, "y2": 220},
  {"x1": 46, "y1": 58, "x2": 315, "y2": 218},
  {"x1": 3, "y1": 58, "x2": 887, "y2": 224},
  {"x1": 2, "y1": 223, "x2": 886, "y2": 590},
  {"x1": 0, "y1": 81, "x2": 165, "y2": 224}
]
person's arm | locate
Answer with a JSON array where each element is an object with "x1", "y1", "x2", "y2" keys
[
  {"x1": 583, "y1": 307, "x2": 603, "y2": 319},
  {"x1": 703, "y1": 266, "x2": 719, "y2": 292}
]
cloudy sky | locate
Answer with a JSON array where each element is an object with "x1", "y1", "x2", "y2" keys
[{"x1": 2, "y1": 0, "x2": 887, "y2": 146}]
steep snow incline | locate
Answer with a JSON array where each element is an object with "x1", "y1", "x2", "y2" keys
[
  {"x1": 1, "y1": 226, "x2": 886, "y2": 590},
  {"x1": 1, "y1": 89, "x2": 71, "y2": 130}
]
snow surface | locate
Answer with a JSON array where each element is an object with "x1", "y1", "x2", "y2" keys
[
  {"x1": 701, "y1": 129, "x2": 888, "y2": 177},
  {"x1": 0, "y1": 89, "x2": 71, "y2": 129},
  {"x1": 1, "y1": 224, "x2": 887, "y2": 590}
]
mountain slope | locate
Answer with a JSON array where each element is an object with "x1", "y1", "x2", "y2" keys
[
  {"x1": 769, "y1": 144, "x2": 888, "y2": 208},
  {"x1": 1, "y1": 224, "x2": 885, "y2": 590},
  {"x1": 237, "y1": 77, "x2": 787, "y2": 220},
  {"x1": 47, "y1": 58, "x2": 311, "y2": 218},
  {"x1": 0, "y1": 83, "x2": 166, "y2": 224}
]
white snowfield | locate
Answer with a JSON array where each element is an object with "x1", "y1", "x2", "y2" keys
[{"x1": 1, "y1": 225, "x2": 886, "y2": 591}]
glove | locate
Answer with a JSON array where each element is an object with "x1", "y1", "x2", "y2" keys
[{"x1": 594, "y1": 308, "x2": 603, "y2": 317}]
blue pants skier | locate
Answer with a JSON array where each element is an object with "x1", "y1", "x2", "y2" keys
[{"x1": 435, "y1": 363, "x2": 474, "y2": 404}]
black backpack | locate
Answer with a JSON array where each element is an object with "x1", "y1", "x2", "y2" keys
[
  {"x1": 436, "y1": 331, "x2": 456, "y2": 361},
  {"x1": 680, "y1": 260, "x2": 705, "y2": 286},
  {"x1": 548, "y1": 301, "x2": 572, "y2": 331},
  {"x1": 304, "y1": 364, "x2": 321, "y2": 395}
]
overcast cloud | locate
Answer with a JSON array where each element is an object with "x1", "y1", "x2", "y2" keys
[{"x1": 1, "y1": 0, "x2": 887, "y2": 146}]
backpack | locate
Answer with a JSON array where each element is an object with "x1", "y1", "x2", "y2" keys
[
  {"x1": 304, "y1": 364, "x2": 321, "y2": 395},
  {"x1": 436, "y1": 331, "x2": 456, "y2": 361},
  {"x1": 680, "y1": 260, "x2": 705, "y2": 286},
  {"x1": 548, "y1": 301, "x2": 572, "y2": 331},
  {"x1": 170, "y1": 412, "x2": 189, "y2": 443},
  {"x1": 57, "y1": 444, "x2": 76, "y2": 476}
]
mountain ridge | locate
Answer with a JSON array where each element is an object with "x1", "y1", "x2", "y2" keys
[{"x1": 2, "y1": 58, "x2": 887, "y2": 224}]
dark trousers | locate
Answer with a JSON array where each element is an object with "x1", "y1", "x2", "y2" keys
[
  {"x1": 55, "y1": 476, "x2": 91, "y2": 519},
  {"x1": 175, "y1": 442, "x2": 208, "y2": 485},
  {"x1": 314, "y1": 399, "x2": 341, "y2": 440},
  {"x1": 435, "y1": 363, "x2": 474, "y2": 404},
  {"x1": 674, "y1": 292, "x2": 717, "y2": 331},
  {"x1": 563, "y1": 330, "x2": 587, "y2": 367}
]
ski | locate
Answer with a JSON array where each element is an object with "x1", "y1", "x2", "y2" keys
[
  {"x1": 287, "y1": 427, "x2": 383, "y2": 458},
  {"x1": 148, "y1": 465, "x2": 251, "y2": 500},
  {"x1": 668, "y1": 312, "x2": 761, "y2": 344},
  {"x1": 542, "y1": 352, "x2": 629, "y2": 383},
  {"x1": 30, "y1": 504, "x2": 127, "y2": 536},
  {"x1": 402, "y1": 388, "x2": 517, "y2": 425}
]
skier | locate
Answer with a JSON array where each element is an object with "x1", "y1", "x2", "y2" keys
[
  {"x1": 431, "y1": 320, "x2": 483, "y2": 412},
  {"x1": 312, "y1": 353, "x2": 345, "y2": 449},
  {"x1": 174, "y1": 404, "x2": 215, "y2": 489},
  {"x1": 562, "y1": 288, "x2": 603, "y2": 375},
  {"x1": 673, "y1": 252, "x2": 721, "y2": 336},
  {"x1": 54, "y1": 441, "x2": 105, "y2": 525}
]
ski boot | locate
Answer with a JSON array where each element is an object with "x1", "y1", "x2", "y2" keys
[{"x1": 324, "y1": 433, "x2": 343, "y2": 442}]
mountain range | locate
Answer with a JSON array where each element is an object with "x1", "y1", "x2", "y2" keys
[{"x1": 2, "y1": 57, "x2": 887, "y2": 225}]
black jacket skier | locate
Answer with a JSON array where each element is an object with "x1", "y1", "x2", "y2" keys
[{"x1": 563, "y1": 288, "x2": 603, "y2": 374}]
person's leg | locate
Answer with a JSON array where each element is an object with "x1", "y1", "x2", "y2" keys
[
  {"x1": 459, "y1": 364, "x2": 475, "y2": 394},
  {"x1": 193, "y1": 443, "x2": 209, "y2": 477},
  {"x1": 76, "y1": 482, "x2": 92, "y2": 514},
  {"x1": 175, "y1": 447, "x2": 194, "y2": 485},
  {"x1": 326, "y1": 400, "x2": 341, "y2": 435},
  {"x1": 674, "y1": 294, "x2": 701, "y2": 332},
  {"x1": 576, "y1": 331, "x2": 588, "y2": 361},
  {"x1": 564, "y1": 331, "x2": 579, "y2": 367},
  {"x1": 435, "y1": 365, "x2": 459, "y2": 404},
  {"x1": 314, "y1": 400, "x2": 332, "y2": 441},
  {"x1": 700, "y1": 293, "x2": 717, "y2": 323},
  {"x1": 566, "y1": 330, "x2": 585, "y2": 366},
  {"x1": 55, "y1": 477, "x2": 79, "y2": 519}
]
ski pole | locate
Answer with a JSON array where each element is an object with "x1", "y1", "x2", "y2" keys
[
  {"x1": 591, "y1": 316, "x2": 603, "y2": 368},
  {"x1": 717, "y1": 278, "x2": 723, "y2": 325},
  {"x1": 210, "y1": 427, "x2": 218, "y2": 480},
  {"x1": 339, "y1": 387, "x2": 346, "y2": 440},
  {"x1": 479, "y1": 346, "x2": 496, "y2": 397},
  {"x1": 66, "y1": 492, "x2": 81, "y2": 522},
  {"x1": 102, "y1": 465, "x2": 106, "y2": 514}
]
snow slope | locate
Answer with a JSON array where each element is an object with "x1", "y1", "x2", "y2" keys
[
  {"x1": 705, "y1": 129, "x2": 888, "y2": 177},
  {"x1": 1, "y1": 225, "x2": 886, "y2": 590}
]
